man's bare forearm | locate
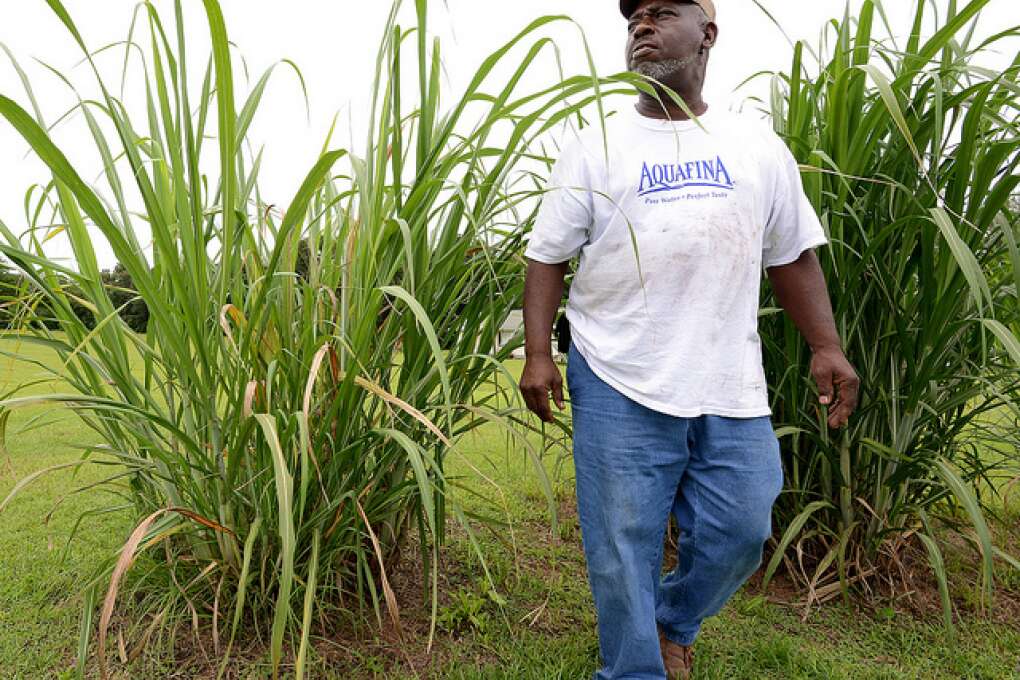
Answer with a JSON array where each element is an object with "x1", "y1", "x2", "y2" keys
[
  {"x1": 766, "y1": 248, "x2": 860, "y2": 427},
  {"x1": 523, "y1": 259, "x2": 569, "y2": 358},
  {"x1": 765, "y1": 249, "x2": 841, "y2": 352}
]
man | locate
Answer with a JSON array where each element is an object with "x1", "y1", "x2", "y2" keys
[{"x1": 518, "y1": 1, "x2": 860, "y2": 678}]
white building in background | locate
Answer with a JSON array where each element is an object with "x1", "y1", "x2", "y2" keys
[{"x1": 496, "y1": 309, "x2": 562, "y2": 361}]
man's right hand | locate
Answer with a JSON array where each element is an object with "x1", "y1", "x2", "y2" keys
[
  {"x1": 519, "y1": 354, "x2": 565, "y2": 423},
  {"x1": 521, "y1": 259, "x2": 570, "y2": 423}
]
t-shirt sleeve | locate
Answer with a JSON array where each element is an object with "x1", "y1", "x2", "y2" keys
[
  {"x1": 523, "y1": 138, "x2": 593, "y2": 264},
  {"x1": 761, "y1": 136, "x2": 828, "y2": 269}
]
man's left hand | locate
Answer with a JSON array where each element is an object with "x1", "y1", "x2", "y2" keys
[{"x1": 810, "y1": 347, "x2": 860, "y2": 429}]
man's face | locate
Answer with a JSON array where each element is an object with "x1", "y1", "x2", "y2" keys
[{"x1": 625, "y1": 0, "x2": 711, "y2": 80}]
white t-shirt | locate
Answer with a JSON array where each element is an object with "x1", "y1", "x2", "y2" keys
[{"x1": 524, "y1": 104, "x2": 828, "y2": 418}]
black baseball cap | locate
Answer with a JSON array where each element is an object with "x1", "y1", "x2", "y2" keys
[{"x1": 620, "y1": 0, "x2": 716, "y2": 21}]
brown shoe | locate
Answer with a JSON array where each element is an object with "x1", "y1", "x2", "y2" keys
[{"x1": 658, "y1": 626, "x2": 694, "y2": 680}]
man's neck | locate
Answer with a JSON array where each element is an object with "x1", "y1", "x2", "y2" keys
[{"x1": 634, "y1": 92, "x2": 709, "y2": 121}]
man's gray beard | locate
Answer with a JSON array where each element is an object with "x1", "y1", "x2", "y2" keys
[{"x1": 631, "y1": 56, "x2": 695, "y2": 83}]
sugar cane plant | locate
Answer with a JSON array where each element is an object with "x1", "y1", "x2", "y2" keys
[
  {"x1": 0, "y1": 0, "x2": 632, "y2": 676},
  {"x1": 758, "y1": 0, "x2": 1020, "y2": 626},
  {"x1": 5, "y1": 0, "x2": 1018, "y2": 674}
]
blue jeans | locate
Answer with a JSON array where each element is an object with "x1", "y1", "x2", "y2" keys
[{"x1": 566, "y1": 342, "x2": 784, "y2": 680}]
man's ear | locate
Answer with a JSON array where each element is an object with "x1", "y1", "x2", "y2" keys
[{"x1": 702, "y1": 21, "x2": 718, "y2": 50}]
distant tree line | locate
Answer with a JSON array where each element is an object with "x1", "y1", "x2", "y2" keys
[{"x1": 0, "y1": 261, "x2": 148, "y2": 333}]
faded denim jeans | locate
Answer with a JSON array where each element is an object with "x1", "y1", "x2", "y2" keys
[{"x1": 566, "y1": 341, "x2": 784, "y2": 680}]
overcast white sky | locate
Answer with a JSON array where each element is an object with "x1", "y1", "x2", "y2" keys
[{"x1": 1, "y1": 1, "x2": 1017, "y2": 269}]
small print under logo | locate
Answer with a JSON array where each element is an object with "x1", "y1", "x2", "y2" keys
[{"x1": 637, "y1": 156, "x2": 735, "y2": 197}]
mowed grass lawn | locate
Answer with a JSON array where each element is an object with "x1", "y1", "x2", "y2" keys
[{"x1": 1, "y1": 337, "x2": 1019, "y2": 679}]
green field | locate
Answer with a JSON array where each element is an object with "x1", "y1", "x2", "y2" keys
[{"x1": 2, "y1": 337, "x2": 1019, "y2": 679}]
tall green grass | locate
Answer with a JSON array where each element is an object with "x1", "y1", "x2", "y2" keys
[
  {"x1": 0, "y1": 0, "x2": 634, "y2": 676},
  {"x1": 758, "y1": 0, "x2": 1020, "y2": 625},
  {"x1": 4, "y1": 0, "x2": 1016, "y2": 672}
]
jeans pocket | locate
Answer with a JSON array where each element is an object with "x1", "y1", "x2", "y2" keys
[
  {"x1": 768, "y1": 426, "x2": 785, "y2": 500},
  {"x1": 565, "y1": 341, "x2": 579, "y2": 393}
]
